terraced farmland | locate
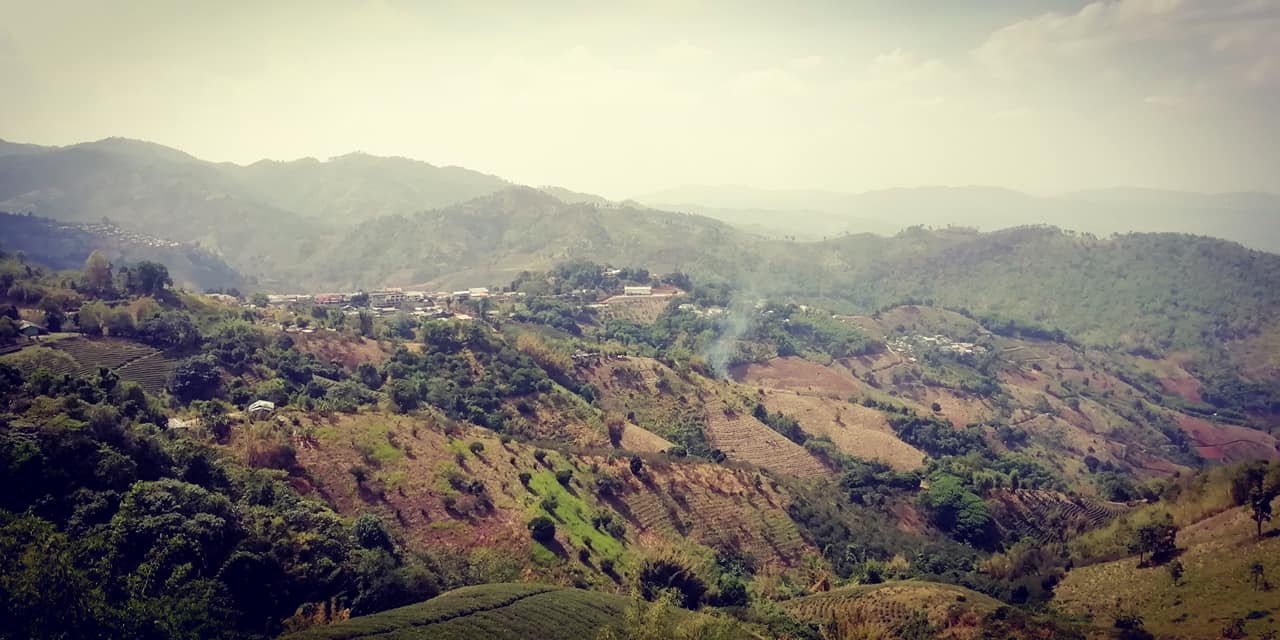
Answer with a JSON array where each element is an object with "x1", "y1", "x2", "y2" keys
[
  {"x1": 1, "y1": 337, "x2": 180, "y2": 394},
  {"x1": 114, "y1": 351, "x2": 180, "y2": 393},
  {"x1": 282, "y1": 583, "x2": 657, "y2": 640},
  {"x1": 989, "y1": 489, "x2": 1126, "y2": 543},
  {"x1": 616, "y1": 464, "x2": 813, "y2": 568},
  {"x1": 756, "y1": 389, "x2": 925, "y2": 471},
  {"x1": 784, "y1": 581, "x2": 1005, "y2": 633},
  {"x1": 0, "y1": 346, "x2": 81, "y2": 377},
  {"x1": 703, "y1": 398, "x2": 830, "y2": 478}
]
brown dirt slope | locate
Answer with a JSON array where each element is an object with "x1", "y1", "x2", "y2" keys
[
  {"x1": 731, "y1": 356, "x2": 865, "y2": 398},
  {"x1": 291, "y1": 332, "x2": 393, "y2": 369},
  {"x1": 756, "y1": 389, "x2": 924, "y2": 470}
]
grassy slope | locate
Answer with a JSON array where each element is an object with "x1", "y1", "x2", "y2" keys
[
  {"x1": 280, "y1": 583, "x2": 632, "y2": 640},
  {"x1": 1055, "y1": 494, "x2": 1280, "y2": 639}
]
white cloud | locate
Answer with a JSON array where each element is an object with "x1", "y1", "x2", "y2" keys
[{"x1": 973, "y1": 0, "x2": 1280, "y2": 99}]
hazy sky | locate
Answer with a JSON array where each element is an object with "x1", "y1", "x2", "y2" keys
[{"x1": 2, "y1": 0, "x2": 1278, "y2": 198}]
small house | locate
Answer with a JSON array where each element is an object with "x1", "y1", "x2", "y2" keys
[
  {"x1": 247, "y1": 400, "x2": 276, "y2": 419},
  {"x1": 17, "y1": 320, "x2": 46, "y2": 337},
  {"x1": 623, "y1": 285, "x2": 652, "y2": 296}
]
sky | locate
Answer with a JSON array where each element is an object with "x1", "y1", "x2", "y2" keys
[{"x1": 1, "y1": 0, "x2": 1278, "y2": 199}]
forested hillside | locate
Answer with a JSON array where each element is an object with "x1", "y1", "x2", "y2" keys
[{"x1": 0, "y1": 213, "x2": 248, "y2": 292}]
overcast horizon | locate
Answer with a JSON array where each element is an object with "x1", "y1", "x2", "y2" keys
[{"x1": 3, "y1": 0, "x2": 1278, "y2": 201}]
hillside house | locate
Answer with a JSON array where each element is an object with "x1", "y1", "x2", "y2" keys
[
  {"x1": 368, "y1": 290, "x2": 406, "y2": 306},
  {"x1": 315, "y1": 293, "x2": 348, "y2": 306},
  {"x1": 17, "y1": 320, "x2": 46, "y2": 337},
  {"x1": 247, "y1": 400, "x2": 276, "y2": 420},
  {"x1": 623, "y1": 285, "x2": 652, "y2": 296},
  {"x1": 468, "y1": 287, "x2": 491, "y2": 298}
]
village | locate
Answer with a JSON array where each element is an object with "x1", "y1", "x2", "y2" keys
[
  {"x1": 257, "y1": 270, "x2": 687, "y2": 329},
  {"x1": 886, "y1": 332, "x2": 990, "y2": 363}
]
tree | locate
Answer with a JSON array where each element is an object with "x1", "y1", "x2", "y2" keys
[
  {"x1": 1168, "y1": 559, "x2": 1184, "y2": 585},
  {"x1": 82, "y1": 251, "x2": 114, "y2": 296},
  {"x1": 0, "y1": 317, "x2": 17, "y2": 344},
  {"x1": 104, "y1": 307, "x2": 135, "y2": 337},
  {"x1": 629, "y1": 455, "x2": 645, "y2": 477},
  {"x1": 527, "y1": 516, "x2": 555, "y2": 543},
  {"x1": 353, "y1": 513, "x2": 394, "y2": 551},
  {"x1": 138, "y1": 312, "x2": 201, "y2": 351},
  {"x1": 249, "y1": 292, "x2": 270, "y2": 307},
  {"x1": 196, "y1": 401, "x2": 232, "y2": 442},
  {"x1": 77, "y1": 301, "x2": 109, "y2": 335},
  {"x1": 357, "y1": 363, "x2": 384, "y2": 390},
  {"x1": 386, "y1": 379, "x2": 419, "y2": 413},
  {"x1": 170, "y1": 355, "x2": 222, "y2": 403},
  {"x1": 38, "y1": 298, "x2": 65, "y2": 332},
  {"x1": 1250, "y1": 561, "x2": 1266, "y2": 591},
  {"x1": 1127, "y1": 515, "x2": 1177, "y2": 566},
  {"x1": 918, "y1": 474, "x2": 995, "y2": 547},
  {"x1": 135, "y1": 261, "x2": 172, "y2": 296}
]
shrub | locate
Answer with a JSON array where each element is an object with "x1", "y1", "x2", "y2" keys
[
  {"x1": 600, "y1": 558, "x2": 615, "y2": 573},
  {"x1": 637, "y1": 556, "x2": 707, "y2": 609},
  {"x1": 595, "y1": 471, "x2": 625, "y2": 497},
  {"x1": 555, "y1": 469, "x2": 573, "y2": 486},
  {"x1": 518, "y1": 472, "x2": 532, "y2": 486},
  {"x1": 528, "y1": 516, "x2": 556, "y2": 543},
  {"x1": 468, "y1": 441, "x2": 485, "y2": 455},
  {"x1": 629, "y1": 455, "x2": 644, "y2": 477},
  {"x1": 353, "y1": 513, "x2": 394, "y2": 551}
]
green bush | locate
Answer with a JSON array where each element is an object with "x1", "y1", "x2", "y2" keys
[{"x1": 528, "y1": 516, "x2": 556, "y2": 543}]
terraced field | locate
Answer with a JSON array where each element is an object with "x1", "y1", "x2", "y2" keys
[
  {"x1": 282, "y1": 583, "x2": 634, "y2": 640},
  {"x1": 114, "y1": 351, "x2": 181, "y2": 393},
  {"x1": 2, "y1": 338, "x2": 182, "y2": 395},
  {"x1": 756, "y1": 389, "x2": 924, "y2": 470},
  {"x1": 614, "y1": 463, "x2": 813, "y2": 568},
  {"x1": 0, "y1": 346, "x2": 81, "y2": 376},
  {"x1": 703, "y1": 399, "x2": 830, "y2": 478},
  {"x1": 36, "y1": 337, "x2": 180, "y2": 393},
  {"x1": 988, "y1": 489, "x2": 1126, "y2": 544},
  {"x1": 52, "y1": 337, "x2": 159, "y2": 371},
  {"x1": 783, "y1": 581, "x2": 1005, "y2": 635}
]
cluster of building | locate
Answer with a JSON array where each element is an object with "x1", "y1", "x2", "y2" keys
[
  {"x1": 266, "y1": 287, "x2": 526, "y2": 316},
  {"x1": 888, "y1": 333, "x2": 989, "y2": 362},
  {"x1": 71, "y1": 222, "x2": 184, "y2": 249},
  {"x1": 677, "y1": 303, "x2": 726, "y2": 317}
]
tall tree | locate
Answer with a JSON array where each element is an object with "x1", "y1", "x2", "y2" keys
[
  {"x1": 82, "y1": 251, "x2": 114, "y2": 296},
  {"x1": 135, "y1": 261, "x2": 172, "y2": 296}
]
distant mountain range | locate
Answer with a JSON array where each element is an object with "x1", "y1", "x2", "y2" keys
[
  {"x1": 636, "y1": 185, "x2": 1280, "y2": 251},
  {"x1": 2, "y1": 136, "x2": 1279, "y2": 297}
]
